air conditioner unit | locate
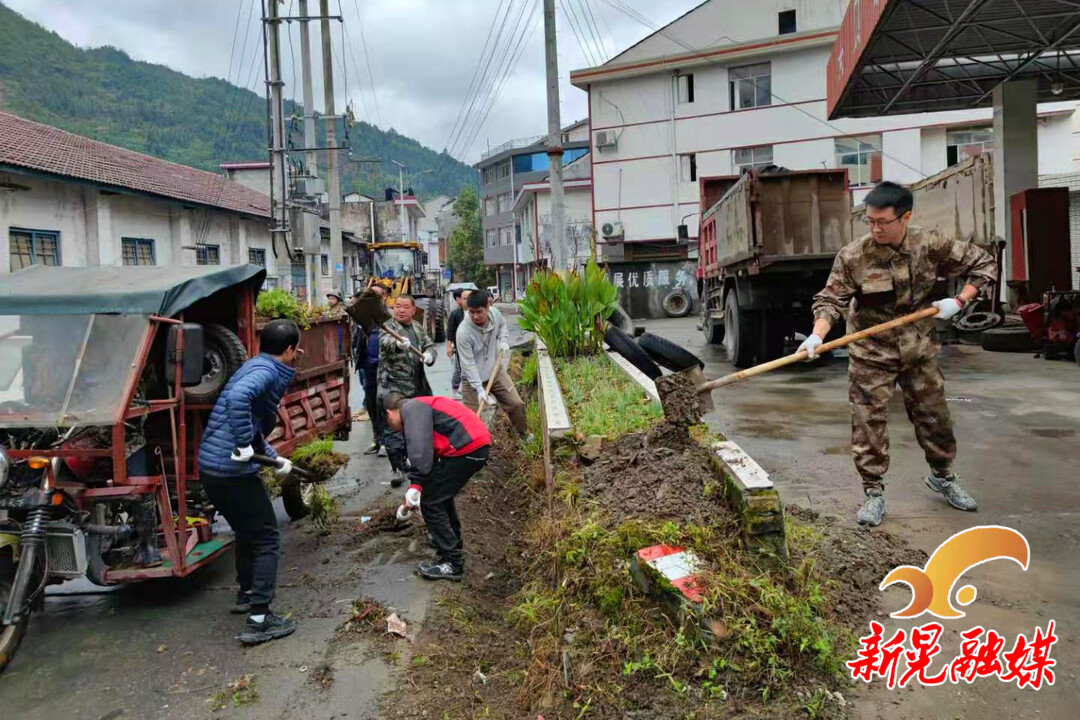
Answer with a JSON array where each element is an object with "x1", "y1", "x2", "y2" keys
[
  {"x1": 600, "y1": 221, "x2": 624, "y2": 239},
  {"x1": 595, "y1": 130, "x2": 617, "y2": 151}
]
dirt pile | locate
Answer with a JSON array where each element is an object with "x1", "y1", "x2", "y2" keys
[
  {"x1": 582, "y1": 420, "x2": 731, "y2": 523},
  {"x1": 293, "y1": 451, "x2": 349, "y2": 483},
  {"x1": 656, "y1": 370, "x2": 708, "y2": 426}
]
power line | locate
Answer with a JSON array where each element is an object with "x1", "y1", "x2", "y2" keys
[
  {"x1": 594, "y1": 0, "x2": 925, "y2": 177},
  {"x1": 562, "y1": 0, "x2": 598, "y2": 67},
  {"x1": 581, "y1": 0, "x2": 610, "y2": 60}
]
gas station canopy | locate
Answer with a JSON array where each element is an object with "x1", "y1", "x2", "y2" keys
[{"x1": 827, "y1": 0, "x2": 1080, "y2": 119}]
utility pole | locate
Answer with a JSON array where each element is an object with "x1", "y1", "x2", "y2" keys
[
  {"x1": 320, "y1": 0, "x2": 345, "y2": 295},
  {"x1": 298, "y1": 0, "x2": 320, "y2": 303},
  {"x1": 543, "y1": 0, "x2": 566, "y2": 271},
  {"x1": 265, "y1": 0, "x2": 291, "y2": 279}
]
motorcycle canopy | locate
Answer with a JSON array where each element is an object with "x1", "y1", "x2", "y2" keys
[{"x1": 0, "y1": 264, "x2": 266, "y2": 317}]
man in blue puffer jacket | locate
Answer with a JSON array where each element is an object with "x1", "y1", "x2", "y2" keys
[{"x1": 198, "y1": 319, "x2": 300, "y2": 645}]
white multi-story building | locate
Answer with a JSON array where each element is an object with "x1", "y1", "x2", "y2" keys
[{"x1": 571, "y1": 0, "x2": 1078, "y2": 255}]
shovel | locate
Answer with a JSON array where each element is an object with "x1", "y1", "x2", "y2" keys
[
  {"x1": 475, "y1": 351, "x2": 505, "y2": 425},
  {"x1": 657, "y1": 306, "x2": 940, "y2": 422}
]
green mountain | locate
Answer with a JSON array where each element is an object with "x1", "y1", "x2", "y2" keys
[{"x1": 0, "y1": 2, "x2": 475, "y2": 200}]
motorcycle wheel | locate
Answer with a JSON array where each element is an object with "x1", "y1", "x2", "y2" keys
[{"x1": 0, "y1": 547, "x2": 29, "y2": 674}]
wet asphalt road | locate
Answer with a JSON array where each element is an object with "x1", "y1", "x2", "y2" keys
[{"x1": 647, "y1": 317, "x2": 1080, "y2": 720}]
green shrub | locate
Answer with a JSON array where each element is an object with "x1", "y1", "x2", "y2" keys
[
  {"x1": 256, "y1": 287, "x2": 301, "y2": 320},
  {"x1": 518, "y1": 260, "x2": 618, "y2": 359}
]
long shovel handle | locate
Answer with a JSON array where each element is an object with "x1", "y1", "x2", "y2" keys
[
  {"x1": 379, "y1": 323, "x2": 427, "y2": 360},
  {"x1": 248, "y1": 452, "x2": 313, "y2": 481},
  {"x1": 476, "y1": 351, "x2": 504, "y2": 417},
  {"x1": 698, "y1": 306, "x2": 940, "y2": 393}
]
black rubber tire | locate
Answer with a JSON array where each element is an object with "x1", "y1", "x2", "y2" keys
[
  {"x1": 281, "y1": 478, "x2": 310, "y2": 521},
  {"x1": 606, "y1": 304, "x2": 633, "y2": 332},
  {"x1": 702, "y1": 314, "x2": 724, "y2": 345},
  {"x1": 429, "y1": 301, "x2": 446, "y2": 343},
  {"x1": 638, "y1": 332, "x2": 704, "y2": 372},
  {"x1": 604, "y1": 325, "x2": 662, "y2": 380},
  {"x1": 1074, "y1": 337, "x2": 1080, "y2": 366},
  {"x1": 662, "y1": 290, "x2": 692, "y2": 318},
  {"x1": 981, "y1": 325, "x2": 1037, "y2": 353},
  {"x1": 184, "y1": 324, "x2": 248, "y2": 404},
  {"x1": 0, "y1": 547, "x2": 29, "y2": 674},
  {"x1": 724, "y1": 294, "x2": 756, "y2": 368}
]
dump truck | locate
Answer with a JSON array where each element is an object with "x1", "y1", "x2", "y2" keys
[{"x1": 698, "y1": 168, "x2": 852, "y2": 367}]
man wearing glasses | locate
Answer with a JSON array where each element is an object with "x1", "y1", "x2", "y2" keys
[{"x1": 800, "y1": 181, "x2": 996, "y2": 527}]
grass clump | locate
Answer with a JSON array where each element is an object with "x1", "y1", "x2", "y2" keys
[
  {"x1": 255, "y1": 287, "x2": 327, "y2": 328},
  {"x1": 291, "y1": 437, "x2": 349, "y2": 482},
  {"x1": 519, "y1": 352, "x2": 538, "y2": 387},
  {"x1": 554, "y1": 354, "x2": 663, "y2": 438},
  {"x1": 208, "y1": 674, "x2": 257, "y2": 710}
]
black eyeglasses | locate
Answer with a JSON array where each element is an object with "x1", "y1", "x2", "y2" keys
[{"x1": 863, "y1": 216, "x2": 903, "y2": 229}]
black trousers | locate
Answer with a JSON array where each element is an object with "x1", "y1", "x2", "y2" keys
[
  {"x1": 419, "y1": 446, "x2": 490, "y2": 569},
  {"x1": 201, "y1": 472, "x2": 280, "y2": 610},
  {"x1": 363, "y1": 374, "x2": 385, "y2": 446}
]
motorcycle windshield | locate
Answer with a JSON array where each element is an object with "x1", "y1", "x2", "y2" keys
[{"x1": 0, "y1": 314, "x2": 150, "y2": 428}]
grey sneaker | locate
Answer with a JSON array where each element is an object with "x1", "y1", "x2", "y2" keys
[
  {"x1": 926, "y1": 472, "x2": 978, "y2": 511},
  {"x1": 857, "y1": 490, "x2": 886, "y2": 527}
]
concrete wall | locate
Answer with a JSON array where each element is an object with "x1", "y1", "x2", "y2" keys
[
  {"x1": 585, "y1": 32, "x2": 1080, "y2": 246},
  {"x1": 0, "y1": 170, "x2": 275, "y2": 280}
]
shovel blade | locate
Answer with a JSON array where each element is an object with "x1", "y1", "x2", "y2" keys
[
  {"x1": 347, "y1": 291, "x2": 391, "y2": 331},
  {"x1": 656, "y1": 366, "x2": 714, "y2": 425}
]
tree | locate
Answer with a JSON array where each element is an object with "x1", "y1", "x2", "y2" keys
[{"x1": 447, "y1": 186, "x2": 494, "y2": 287}]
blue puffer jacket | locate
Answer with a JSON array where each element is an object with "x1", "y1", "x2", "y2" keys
[{"x1": 198, "y1": 354, "x2": 296, "y2": 477}]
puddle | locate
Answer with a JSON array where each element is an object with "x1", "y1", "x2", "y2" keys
[{"x1": 1029, "y1": 428, "x2": 1076, "y2": 439}]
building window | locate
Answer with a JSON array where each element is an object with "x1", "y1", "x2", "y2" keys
[
  {"x1": 9, "y1": 228, "x2": 60, "y2": 271},
  {"x1": 482, "y1": 161, "x2": 511, "y2": 185},
  {"x1": 291, "y1": 257, "x2": 307, "y2": 299},
  {"x1": 248, "y1": 247, "x2": 267, "y2": 267},
  {"x1": 121, "y1": 238, "x2": 155, "y2": 266},
  {"x1": 498, "y1": 192, "x2": 514, "y2": 213},
  {"x1": 778, "y1": 9, "x2": 797, "y2": 35},
  {"x1": 733, "y1": 145, "x2": 774, "y2": 172},
  {"x1": 679, "y1": 154, "x2": 698, "y2": 182},
  {"x1": 677, "y1": 73, "x2": 695, "y2": 104},
  {"x1": 195, "y1": 244, "x2": 220, "y2": 265},
  {"x1": 486, "y1": 229, "x2": 497, "y2": 247},
  {"x1": 835, "y1": 135, "x2": 883, "y2": 187},
  {"x1": 729, "y1": 62, "x2": 771, "y2": 110},
  {"x1": 485, "y1": 196, "x2": 497, "y2": 217},
  {"x1": 321, "y1": 253, "x2": 329, "y2": 276},
  {"x1": 947, "y1": 126, "x2": 993, "y2": 166},
  {"x1": 499, "y1": 226, "x2": 513, "y2": 246}
]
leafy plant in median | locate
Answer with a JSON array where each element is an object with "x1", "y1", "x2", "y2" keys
[{"x1": 518, "y1": 260, "x2": 618, "y2": 358}]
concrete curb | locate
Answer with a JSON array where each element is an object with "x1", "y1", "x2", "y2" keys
[{"x1": 535, "y1": 337, "x2": 571, "y2": 490}]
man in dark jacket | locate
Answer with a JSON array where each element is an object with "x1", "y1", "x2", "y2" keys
[
  {"x1": 385, "y1": 392, "x2": 491, "y2": 581},
  {"x1": 445, "y1": 288, "x2": 471, "y2": 399},
  {"x1": 198, "y1": 319, "x2": 300, "y2": 645}
]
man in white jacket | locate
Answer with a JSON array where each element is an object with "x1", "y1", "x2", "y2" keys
[{"x1": 456, "y1": 290, "x2": 528, "y2": 438}]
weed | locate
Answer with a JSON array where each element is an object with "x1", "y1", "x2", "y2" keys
[
  {"x1": 208, "y1": 674, "x2": 257, "y2": 710},
  {"x1": 411, "y1": 655, "x2": 428, "y2": 666},
  {"x1": 520, "y1": 352, "x2": 538, "y2": 387}
]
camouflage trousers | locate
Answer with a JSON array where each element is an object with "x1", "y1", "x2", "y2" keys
[{"x1": 848, "y1": 356, "x2": 956, "y2": 491}]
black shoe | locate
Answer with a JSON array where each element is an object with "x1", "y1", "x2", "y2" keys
[
  {"x1": 231, "y1": 590, "x2": 252, "y2": 614},
  {"x1": 390, "y1": 470, "x2": 405, "y2": 488},
  {"x1": 418, "y1": 561, "x2": 463, "y2": 582},
  {"x1": 363, "y1": 443, "x2": 380, "y2": 456},
  {"x1": 238, "y1": 611, "x2": 296, "y2": 645}
]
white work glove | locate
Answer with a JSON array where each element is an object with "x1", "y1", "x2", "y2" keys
[
  {"x1": 273, "y1": 458, "x2": 293, "y2": 477},
  {"x1": 404, "y1": 485, "x2": 422, "y2": 509},
  {"x1": 231, "y1": 445, "x2": 255, "y2": 462},
  {"x1": 396, "y1": 337, "x2": 412, "y2": 351},
  {"x1": 422, "y1": 350, "x2": 436, "y2": 367},
  {"x1": 797, "y1": 334, "x2": 824, "y2": 361},
  {"x1": 476, "y1": 388, "x2": 493, "y2": 407},
  {"x1": 396, "y1": 503, "x2": 414, "y2": 522},
  {"x1": 497, "y1": 340, "x2": 510, "y2": 355},
  {"x1": 932, "y1": 297, "x2": 964, "y2": 320}
]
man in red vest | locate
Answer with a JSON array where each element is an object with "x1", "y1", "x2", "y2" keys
[{"x1": 384, "y1": 392, "x2": 491, "y2": 581}]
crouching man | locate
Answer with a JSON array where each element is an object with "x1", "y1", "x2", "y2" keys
[
  {"x1": 198, "y1": 319, "x2": 299, "y2": 645},
  {"x1": 384, "y1": 392, "x2": 491, "y2": 581}
]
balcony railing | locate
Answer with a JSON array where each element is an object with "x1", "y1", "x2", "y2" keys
[{"x1": 481, "y1": 135, "x2": 545, "y2": 161}]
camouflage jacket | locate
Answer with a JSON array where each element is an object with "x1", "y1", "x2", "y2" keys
[
  {"x1": 377, "y1": 318, "x2": 435, "y2": 397},
  {"x1": 812, "y1": 226, "x2": 996, "y2": 367}
]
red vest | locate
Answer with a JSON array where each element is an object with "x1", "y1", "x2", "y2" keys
[{"x1": 412, "y1": 396, "x2": 491, "y2": 458}]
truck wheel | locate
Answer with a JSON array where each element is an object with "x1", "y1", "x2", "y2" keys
[
  {"x1": 724, "y1": 295, "x2": 756, "y2": 368},
  {"x1": 281, "y1": 478, "x2": 312, "y2": 521},
  {"x1": 637, "y1": 332, "x2": 704, "y2": 372},
  {"x1": 662, "y1": 290, "x2": 692, "y2": 318},
  {"x1": 429, "y1": 302, "x2": 446, "y2": 343},
  {"x1": 981, "y1": 326, "x2": 1036, "y2": 353},
  {"x1": 0, "y1": 548, "x2": 29, "y2": 674},
  {"x1": 604, "y1": 325, "x2": 662, "y2": 380},
  {"x1": 702, "y1": 314, "x2": 724, "y2": 345},
  {"x1": 184, "y1": 324, "x2": 248, "y2": 404}
]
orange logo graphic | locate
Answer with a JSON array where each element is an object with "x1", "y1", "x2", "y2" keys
[{"x1": 880, "y1": 526, "x2": 1029, "y2": 619}]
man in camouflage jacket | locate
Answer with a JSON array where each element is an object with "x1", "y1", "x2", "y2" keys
[
  {"x1": 801, "y1": 181, "x2": 996, "y2": 527},
  {"x1": 378, "y1": 294, "x2": 436, "y2": 486}
]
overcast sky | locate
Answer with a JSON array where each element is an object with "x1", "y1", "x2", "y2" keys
[{"x1": 7, "y1": 0, "x2": 702, "y2": 164}]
